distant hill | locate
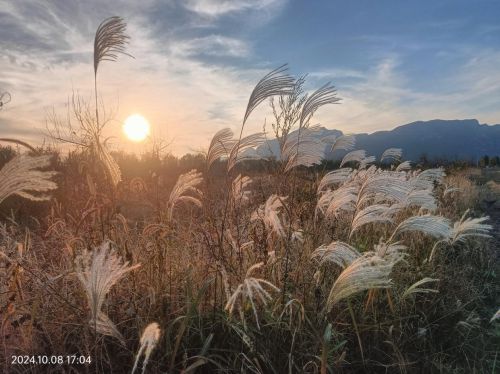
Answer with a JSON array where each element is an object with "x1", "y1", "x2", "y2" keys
[{"x1": 257, "y1": 119, "x2": 500, "y2": 162}]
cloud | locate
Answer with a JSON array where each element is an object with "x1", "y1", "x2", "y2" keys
[
  {"x1": 0, "y1": 0, "x2": 289, "y2": 154},
  {"x1": 182, "y1": 0, "x2": 285, "y2": 18},
  {"x1": 1, "y1": 0, "x2": 499, "y2": 156},
  {"x1": 170, "y1": 35, "x2": 250, "y2": 57},
  {"x1": 309, "y1": 52, "x2": 500, "y2": 135}
]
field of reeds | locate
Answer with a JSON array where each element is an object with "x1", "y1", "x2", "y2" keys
[{"x1": 1, "y1": 17, "x2": 499, "y2": 374}]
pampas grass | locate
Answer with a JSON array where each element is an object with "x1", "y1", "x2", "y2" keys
[
  {"x1": 282, "y1": 125, "x2": 325, "y2": 172},
  {"x1": 340, "y1": 150, "x2": 367, "y2": 167},
  {"x1": 251, "y1": 194, "x2": 288, "y2": 239},
  {"x1": 243, "y1": 65, "x2": 295, "y2": 126},
  {"x1": 450, "y1": 209, "x2": 492, "y2": 244},
  {"x1": 132, "y1": 322, "x2": 161, "y2": 374},
  {"x1": 312, "y1": 241, "x2": 361, "y2": 268},
  {"x1": 167, "y1": 169, "x2": 203, "y2": 221},
  {"x1": 0, "y1": 154, "x2": 57, "y2": 205},
  {"x1": 391, "y1": 214, "x2": 452, "y2": 240},
  {"x1": 299, "y1": 82, "x2": 340, "y2": 128},
  {"x1": 231, "y1": 174, "x2": 252, "y2": 208},
  {"x1": 317, "y1": 168, "x2": 353, "y2": 192},
  {"x1": 330, "y1": 134, "x2": 356, "y2": 153},
  {"x1": 326, "y1": 253, "x2": 401, "y2": 310},
  {"x1": 402, "y1": 278, "x2": 439, "y2": 299},
  {"x1": 75, "y1": 241, "x2": 140, "y2": 344},
  {"x1": 94, "y1": 16, "x2": 132, "y2": 77},
  {"x1": 227, "y1": 132, "x2": 264, "y2": 172},
  {"x1": 350, "y1": 204, "x2": 394, "y2": 235},
  {"x1": 381, "y1": 148, "x2": 403, "y2": 162},
  {"x1": 225, "y1": 262, "x2": 280, "y2": 328},
  {"x1": 206, "y1": 128, "x2": 236, "y2": 170}
]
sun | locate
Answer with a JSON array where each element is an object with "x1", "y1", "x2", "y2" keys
[{"x1": 123, "y1": 114, "x2": 150, "y2": 142}]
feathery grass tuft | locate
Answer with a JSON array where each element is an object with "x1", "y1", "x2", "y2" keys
[
  {"x1": 402, "y1": 278, "x2": 439, "y2": 299},
  {"x1": 94, "y1": 16, "x2": 133, "y2": 76},
  {"x1": 231, "y1": 174, "x2": 253, "y2": 208},
  {"x1": 450, "y1": 210, "x2": 492, "y2": 244},
  {"x1": 326, "y1": 253, "x2": 401, "y2": 310},
  {"x1": 299, "y1": 83, "x2": 340, "y2": 127},
  {"x1": 340, "y1": 150, "x2": 366, "y2": 168},
  {"x1": 381, "y1": 148, "x2": 403, "y2": 162},
  {"x1": 0, "y1": 154, "x2": 57, "y2": 205},
  {"x1": 251, "y1": 194, "x2": 288, "y2": 239},
  {"x1": 167, "y1": 170, "x2": 203, "y2": 221},
  {"x1": 206, "y1": 128, "x2": 236, "y2": 170},
  {"x1": 350, "y1": 204, "x2": 394, "y2": 236},
  {"x1": 227, "y1": 133, "x2": 264, "y2": 172},
  {"x1": 391, "y1": 214, "x2": 452, "y2": 240},
  {"x1": 75, "y1": 241, "x2": 140, "y2": 344},
  {"x1": 243, "y1": 65, "x2": 295, "y2": 126},
  {"x1": 396, "y1": 160, "x2": 412, "y2": 171},
  {"x1": 330, "y1": 134, "x2": 356, "y2": 153},
  {"x1": 225, "y1": 262, "x2": 280, "y2": 329},
  {"x1": 317, "y1": 168, "x2": 353, "y2": 192},
  {"x1": 312, "y1": 241, "x2": 361, "y2": 268},
  {"x1": 132, "y1": 322, "x2": 161, "y2": 374},
  {"x1": 282, "y1": 125, "x2": 325, "y2": 172}
]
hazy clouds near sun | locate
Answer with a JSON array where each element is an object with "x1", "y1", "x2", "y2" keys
[{"x1": 1, "y1": 0, "x2": 500, "y2": 155}]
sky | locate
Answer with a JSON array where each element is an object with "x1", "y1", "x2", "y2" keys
[{"x1": 1, "y1": 0, "x2": 500, "y2": 155}]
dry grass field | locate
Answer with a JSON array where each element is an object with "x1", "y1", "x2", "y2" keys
[{"x1": 1, "y1": 16, "x2": 499, "y2": 374}]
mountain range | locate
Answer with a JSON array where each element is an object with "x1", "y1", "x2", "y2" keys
[{"x1": 257, "y1": 119, "x2": 500, "y2": 162}]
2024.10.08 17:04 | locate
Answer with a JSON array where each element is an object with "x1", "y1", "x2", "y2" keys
[{"x1": 11, "y1": 355, "x2": 92, "y2": 365}]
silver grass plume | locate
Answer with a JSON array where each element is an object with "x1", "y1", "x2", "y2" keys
[
  {"x1": 94, "y1": 16, "x2": 132, "y2": 77},
  {"x1": 0, "y1": 137, "x2": 37, "y2": 153},
  {"x1": 350, "y1": 204, "x2": 395, "y2": 236},
  {"x1": 411, "y1": 168, "x2": 445, "y2": 190},
  {"x1": 167, "y1": 170, "x2": 203, "y2": 221},
  {"x1": 316, "y1": 185, "x2": 358, "y2": 219},
  {"x1": 396, "y1": 160, "x2": 412, "y2": 171},
  {"x1": 282, "y1": 125, "x2": 325, "y2": 172},
  {"x1": 251, "y1": 194, "x2": 288, "y2": 239},
  {"x1": 243, "y1": 65, "x2": 295, "y2": 126},
  {"x1": 381, "y1": 148, "x2": 403, "y2": 163},
  {"x1": 132, "y1": 322, "x2": 161, "y2": 374},
  {"x1": 225, "y1": 262, "x2": 280, "y2": 329},
  {"x1": 402, "y1": 278, "x2": 439, "y2": 299},
  {"x1": 96, "y1": 141, "x2": 122, "y2": 186},
  {"x1": 358, "y1": 155, "x2": 376, "y2": 170},
  {"x1": 450, "y1": 210, "x2": 492, "y2": 244},
  {"x1": 326, "y1": 253, "x2": 401, "y2": 310},
  {"x1": 373, "y1": 241, "x2": 407, "y2": 260},
  {"x1": 92, "y1": 16, "x2": 132, "y2": 186},
  {"x1": 231, "y1": 174, "x2": 252, "y2": 208},
  {"x1": 206, "y1": 128, "x2": 236, "y2": 170},
  {"x1": 0, "y1": 154, "x2": 57, "y2": 205},
  {"x1": 358, "y1": 174, "x2": 413, "y2": 205},
  {"x1": 227, "y1": 132, "x2": 264, "y2": 172},
  {"x1": 75, "y1": 241, "x2": 140, "y2": 344},
  {"x1": 391, "y1": 214, "x2": 452, "y2": 241},
  {"x1": 406, "y1": 189, "x2": 438, "y2": 212},
  {"x1": 299, "y1": 83, "x2": 340, "y2": 128},
  {"x1": 311, "y1": 241, "x2": 361, "y2": 268},
  {"x1": 330, "y1": 134, "x2": 356, "y2": 153},
  {"x1": 317, "y1": 168, "x2": 353, "y2": 192},
  {"x1": 340, "y1": 150, "x2": 367, "y2": 168}
]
